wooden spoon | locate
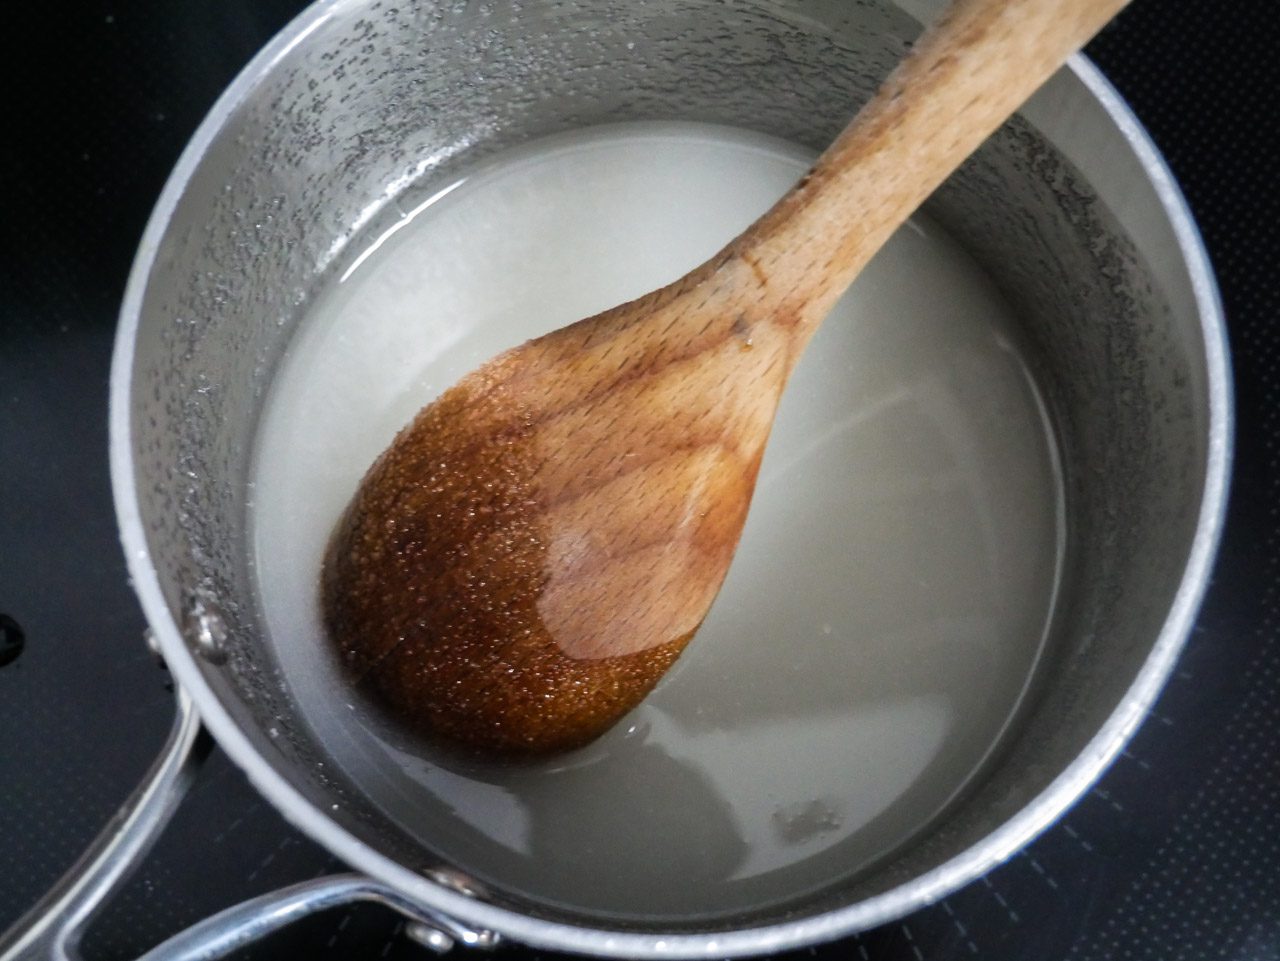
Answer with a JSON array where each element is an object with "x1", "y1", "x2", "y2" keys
[{"x1": 322, "y1": 0, "x2": 1129, "y2": 756}]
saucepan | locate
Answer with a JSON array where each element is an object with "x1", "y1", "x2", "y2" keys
[{"x1": 3, "y1": 0, "x2": 1230, "y2": 956}]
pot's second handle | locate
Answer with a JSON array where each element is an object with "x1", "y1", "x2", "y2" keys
[
  {"x1": 0, "y1": 682, "x2": 208, "y2": 961},
  {"x1": 0, "y1": 674, "x2": 498, "y2": 960},
  {"x1": 134, "y1": 875, "x2": 501, "y2": 960}
]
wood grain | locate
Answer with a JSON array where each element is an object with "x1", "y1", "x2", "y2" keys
[{"x1": 322, "y1": 0, "x2": 1130, "y2": 755}]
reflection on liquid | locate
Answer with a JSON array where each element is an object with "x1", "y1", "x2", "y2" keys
[{"x1": 408, "y1": 735, "x2": 750, "y2": 914}]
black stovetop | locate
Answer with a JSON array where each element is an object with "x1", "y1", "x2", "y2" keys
[{"x1": 2, "y1": 2, "x2": 1277, "y2": 959}]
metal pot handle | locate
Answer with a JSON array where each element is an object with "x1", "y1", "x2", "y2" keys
[
  {"x1": 133, "y1": 875, "x2": 500, "y2": 960},
  {"x1": 0, "y1": 677, "x2": 498, "y2": 960}
]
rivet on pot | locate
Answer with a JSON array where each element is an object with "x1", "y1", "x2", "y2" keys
[
  {"x1": 403, "y1": 922, "x2": 455, "y2": 954},
  {"x1": 456, "y1": 928, "x2": 502, "y2": 951},
  {"x1": 404, "y1": 919, "x2": 501, "y2": 953},
  {"x1": 184, "y1": 588, "x2": 229, "y2": 665},
  {"x1": 425, "y1": 866, "x2": 487, "y2": 899}
]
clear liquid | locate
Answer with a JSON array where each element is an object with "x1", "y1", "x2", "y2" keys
[{"x1": 250, "y1": 121, "x2": 1064, "y2": 921}]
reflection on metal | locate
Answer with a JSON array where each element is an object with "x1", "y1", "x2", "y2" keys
[
  {"x1": 185, "y1": 588, "x2": 229, "y2": 665},
  {"x1": 424, "y1": 867, "x2": 490, "y2": 900}
]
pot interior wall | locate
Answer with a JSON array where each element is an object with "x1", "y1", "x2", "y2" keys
[{"x1": 125, "y1": 0, "x2": 1209, "y2": 935}]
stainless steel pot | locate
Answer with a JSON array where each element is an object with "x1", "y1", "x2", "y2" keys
[{"x1": 7, "y1": 0, "x2": 1231, "y2": 957}]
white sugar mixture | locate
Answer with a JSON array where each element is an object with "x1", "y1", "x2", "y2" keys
[{"x1": 251, "y1": 122, "x2": 1063, "y2": 920}]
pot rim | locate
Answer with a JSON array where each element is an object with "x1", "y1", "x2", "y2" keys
[{"x1": 109, "y1": 1, "x2": 1232, "y2": 955}]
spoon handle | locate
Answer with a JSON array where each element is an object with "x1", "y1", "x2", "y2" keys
[{"x1": 737, "y1": 0, "x2": 1131, "y2": 346}]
